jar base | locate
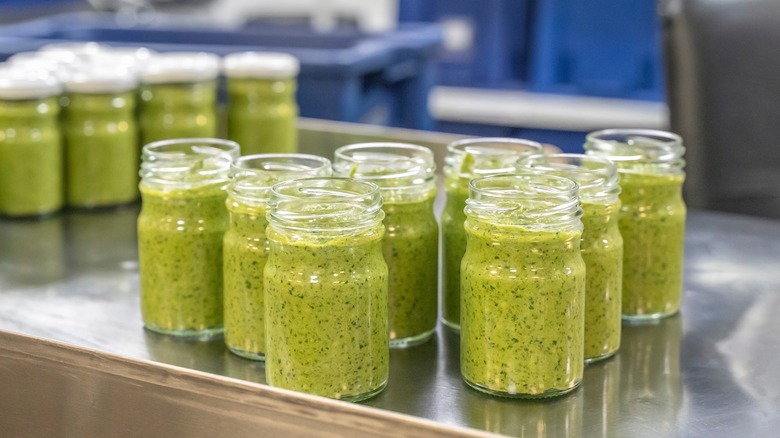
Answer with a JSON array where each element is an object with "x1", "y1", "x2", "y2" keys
[
  {"x1": 339, "y1": 380, "x2": 388, "y2": 403},
  {"x1": 463, "y1": 376, "x2": 581, "y2": 399},
  {"x1": 390, "y1": 329, "x2": 435, "y2": 349},
  {"x1": 144, "y1": 324, "x2": 224, "y2": 341},
  {"x1": 227, "y1": 345, "x2": 265, "y2": 361},
  {"x1": 622, "y1": 308, "x2": 680, "y2": 324},
  {"x1": 441, "y1": 318, "x2": 461, "y2": 332},
  {"x1": 584, "y1": 350, "x2": 618, "y2": 365}
]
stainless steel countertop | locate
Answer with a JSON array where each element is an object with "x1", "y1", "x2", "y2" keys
[
  {"x1": 1, "y1": 120, "x2": 779, "y2": 436},
  {"x1": 2, "y1": 207, "x2": 779, "y2": 437}
]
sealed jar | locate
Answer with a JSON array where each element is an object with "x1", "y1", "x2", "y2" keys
[
  {"x1": 137, "y1": 138, "x2": 240, "y2": 338},
  {"x1": 517, "y1": 154, "x2": 623, "y2": 362},
  {"x1": 223, "y1": 52, "x2": 299, "y2": 155},
  {"x1": 441, "y1": 137, "x2": 543, "y2": 331},
  {"x1": 61, "y1": 66, "x2": 139, "y2": 208},
  {"x1": 334, "y1": 143, "x2": 438, "y2": 347},
  {"x1": 139, "y1": 52, "x2": 219, "y2": 144},
  {"x1": 223, "y1": 153, "x2": 332, "y2": 360},
  {"x1": 585, "y1": 129, "x2": 686, "y2": 320},
  {"x1": 264, "y1": 178, "x2": 388, "y2": 401},
  {"x1": 0, "y1": 68, "x2": 63, "y2": 217},
  {"x1": 461, "y1": 173, "x2": 585, "y2": 398}
]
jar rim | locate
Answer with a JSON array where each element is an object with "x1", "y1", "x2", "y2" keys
[
  {"x1": 466, "y1": 172, "x2": 581, "y2": 228},
  {"x1": 516, "y1": 153, "x2": 620, "y2": 202},
  {"x1": 229, "y1": 153, "x2": 333, "y2": 204},
  {"x1": 141, "y1": 137, "x2": 240, "y2": 186},
  {"x1": 140, "y1": 52, "x2": 220, "y2": 84},
  {"x1": 585, "y1": 128, "x2": 684, "y2": 164},
  {"x1": 333, "y1": 142, "x2": 435, "y2": 188},
  {"x1": 445, "y1": 137, "x2": 544, "y2": 179},
  {"x1": 268, "y1": 177, "x2": 384, "y2": 232},
  {"x1": 223, "y1": 51, "x2": 300, "y2": 78}
]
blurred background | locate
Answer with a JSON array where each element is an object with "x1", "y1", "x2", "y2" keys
[{"x1": 0, "y1": 0, "x2": 778, "y2": 219}]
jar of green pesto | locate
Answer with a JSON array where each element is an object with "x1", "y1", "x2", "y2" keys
[
  {"x1": 223, "y1": 51, "x2": 299, "y2": 155},
  {"x1": 585, "y1": 129, "x2": 686, "y2": 321},
  {"x1": 517, "y1": 154, "x2": 623, "y2": 363},
  {"x1": 334, "y1": 143, "x2": 438, "y2": 348},
  {"x1": 61, "y1": 66, "x2": 140, "y2": 208},
  {"x1": 0, "y1": 68, "x2": 63, "y2": 217},
  {"x1": 265, "y1": 177, "x2": 388, "y2": 401},
  {"x1": 461, "y1": 173, "x2": 585, "y2": 398},
  {"x1": 139, "y1": 52, "x2": 219, "y2": 145},
  {"x1": 138, "y1": 138, "x2": 240, "y2": 338},
  {"x1": 441, "y1": 138, "x2": 543, "y2": 331},
  {"x1": 223, "y1": 153, "x2": 332, "y2": 361}
]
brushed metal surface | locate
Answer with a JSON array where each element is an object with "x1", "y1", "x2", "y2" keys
[{"x1": 1, "y1": 120, "x2": 779, "y2": 436}]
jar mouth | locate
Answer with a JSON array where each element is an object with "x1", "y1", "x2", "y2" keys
[
  {"x1": 445, "y1": 137, "x2": 544, "y2": 180},
  {"x1": 334, "y1": 142, "x2": 435, "y2": 188},
  {"x1": 229, "y1": 153, "x2": 333, "y2": 203},
  {"x1": 465, "y1": 173, "x2": 581, "y2": 228},
  {"x1": 516, "y1": 153, "x2": 620, "y2": 202},
  {"x1": 585, "y1": 129, "x2": 685, "y2": 165},
  {"x1": 141, "y1": 138, "x2": 240, "y2": 186},
  {"x1": 269, "y1": 177, "x2": 384, "y2": 232}
]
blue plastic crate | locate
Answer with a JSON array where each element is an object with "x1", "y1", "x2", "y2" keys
[
  {"x1": 399, "y1": 0, "x2": 532, "y2": 89},
  {"x1": 528, "y1": 0, "x2": 665, "y2": 101},
  {"x1": 0, "y1": 13, "x2": 442, "y2": 130}
]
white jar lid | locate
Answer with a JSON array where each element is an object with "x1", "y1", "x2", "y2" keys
[
  {"x1": 140, "y1": 52, "x2": 221, "y2": 84},
  {"x1": 9, "y1": 50, "x2": 77, "y2": 65},
  {"x1": 7, "y1": 53, "x2": 69, "y2": 76},
  {"x1": 102, "y1": 46, "x2": 157, "y2": 63},
  {"x1": 222, "y1": 51, "x2": 300, "y2": 79},
  {"x1": 62, "y1": 64, "x2": 139, "y2": 94},
  {"x1": 39, "y1": 41, "x2": 106, "y2": 58},
  {"x1": 0, "y1": 66, "x2": 62, "y2": 100}
]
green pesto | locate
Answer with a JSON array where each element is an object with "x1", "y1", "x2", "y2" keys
[
  {"x1": 227, "y1": 78, "x2": 297, "y2": 155},
  {"x1": 223, "y1": 200, "x2": 269, "y2": 360},
  {"x1": 580, "y1": 201, "x2": 623, "y2": 361},
  {"x1": 440, "y1": 179, "x2": 468, "y2": 330},
  {"x1": 460, "y1": 222, "x2": 585, "y2": 398},
  {"x1": 264, "y1": 228, "x2": 389, "y2": 401},
  {"x1": 138, "y1": 184, "x2": 228, "y2": 336},
  {"x1": 0, "y1": 97, "x2": 62, "y2": 217},
  {"x1": 618, "y1": 172, "x2": 686, "y2": 317},
  {"x1": 62, "y1": 92, "x2": 139, "y2": 208},
  {"x1": 383, "y1": 197, "x2": 438, "y2": 346},
  {"x1": 139, "y1": 81, "x2": 217, "y2": 145}
]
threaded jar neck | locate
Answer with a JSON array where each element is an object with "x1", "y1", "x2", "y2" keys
[
  {"x1": 268, "y1": 177, "x2": 384, "y2": 234},
  {"x1": 228, "y1": 153, "x2": 332, "y2": 206},
  {"x1": 445, "y1": 137, "x2": 544, "y2": 182},
  {"x1": 516, "y1": 153, "x2": 620, "y2": 204},
  {"x1": 333, "y1": 142, "x2": 435, "y2": 202},
  {"x1": 584, "y1": 129, "x2": 685, "y2": 174},
  {"x1": 140, "y1": 138, "x2": 240, "y2": 188},
  {"x1": 465, "y1": 173, "x2": 582, "y2": 231}
]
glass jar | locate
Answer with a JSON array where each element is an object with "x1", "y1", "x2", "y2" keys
[
  {"x1": 264, "y1": 177, "x2": 388, "y2": 401},
  {"x1": 139, "y1": 52, "x2": 219, "y2": 145},
  {"x1": 334, "y1": 143, "x2": 438, "y2": 347},
  {"x1": 441, "y1": 137, "x2": 543, "y2": 331},
  {"x1": 517, "y1": 154, "x2": 623, "y2": 363},
  {"x1": 224, "y1": 52, "x2": 299, "y2": 155},
  {"x1": 585, "y1": 129, "x2": 686, "y2": 320},
  {"x1": 61, "y1": 66, "x2": 140, "y2": 208},
  {"x1": 461, "y1": 173, "x2": 585, "y2": 398},
  {"x1": 223, "y1": 153, "x2": 332, "y2": 360},
  {"x1": 0, "y1": 68, "x2": 63, "y2": 217},
  {"x1": 137, "y1": 138, "x2": 240, "y2": 338}
]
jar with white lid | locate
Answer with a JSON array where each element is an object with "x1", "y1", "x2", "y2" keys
[
  {"x1": 0, "y1": 67, "x2": 63, "y2": 217},
  {"x1": 61, "y1": 65, "x2": 140, "y2": 208},
  {"x1": 223, "y1": 51, "x2": 299, "y2": 155},
  {"x1": 139, "y1": 52, "x2": 220, "y2": 144}
]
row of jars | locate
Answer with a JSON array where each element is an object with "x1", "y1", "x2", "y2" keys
[
  {"x1": 137, "y1": 129, "x2": 686, "y2": 401},
  {"x1": 0, "y1": 43, "x2": 299, "y2": 216}
]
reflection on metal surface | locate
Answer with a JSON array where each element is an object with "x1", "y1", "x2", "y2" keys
[{"x1": 1, "y1": 121, "x2": 780, "y2": 436}]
